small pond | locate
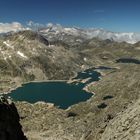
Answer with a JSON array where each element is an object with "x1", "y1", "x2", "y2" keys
[{"x1": 116, "y1": 58, "x2": 140, "y2": 64}]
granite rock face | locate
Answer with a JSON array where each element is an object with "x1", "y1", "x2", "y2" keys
[
  {"x1": 0, "y1": 96, "x2": 27, "y2": 140},
  {"x1": 101, "y1": 98, "x2": 140, "y2": 140}
]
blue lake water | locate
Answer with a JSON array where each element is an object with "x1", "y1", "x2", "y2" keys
[{"x1": 8, "y1": 68, "x2": 101, "y2": 109}]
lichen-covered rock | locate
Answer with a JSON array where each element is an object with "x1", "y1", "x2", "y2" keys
[{"x1": 101, "y1": 98, "x2": 140, "y2": 140}]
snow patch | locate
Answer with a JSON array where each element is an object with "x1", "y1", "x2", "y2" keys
[
  {"x1": 4, "y1": 57, "x2": 7, "y2": 60},
  {"x1": 84, "y1": 57, "x2": 87, "y2": 61},
  {"x1": 17, "y1": 51, "x2": 28, "y2": 59},
  {"x1": 3, "y1": 41, "x2": 14, "y2": 49},
  {"x1": 48, "y1": 44, "x2": 55, "y2": 47}
]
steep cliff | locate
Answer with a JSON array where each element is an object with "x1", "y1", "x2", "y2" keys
[{"x1": 0, "y1": 96, "x2": 27, "y2": 140}]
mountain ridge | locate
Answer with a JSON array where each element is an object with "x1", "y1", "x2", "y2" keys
[
  {"x1": 1, "y1": 23, "x2": 140, "y2": 45},
  {"x1": 40, "y1": 24, "x2": 140, "y2": 44}
]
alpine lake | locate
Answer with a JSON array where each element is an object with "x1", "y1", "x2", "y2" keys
[{"x1": 8, "y1": 68, "x2": 102, "y2": 109}]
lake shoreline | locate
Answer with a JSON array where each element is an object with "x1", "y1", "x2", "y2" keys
[
  {"x1": 4, "y1": 79, "x2": 68, "y2": 95},
  {"x1": 8, "y1": 79, "x2": 94, "y2": 109},
  {"x1": 4, "y1": 65, "x2": 110, "y2": 107},
  {"x1": 4, "y1": 67, "x2": 87, "y2": 95},
  {"x1": 3, "y1": 66, "x2": 105, "y2": 96},
  {"x1": 1, "y1": 66, "x2": 112, "y2": 110}
]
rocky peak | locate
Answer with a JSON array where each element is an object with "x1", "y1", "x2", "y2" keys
[{"x1": 11, "y1": 30, "x2": 49, "y2": 46}]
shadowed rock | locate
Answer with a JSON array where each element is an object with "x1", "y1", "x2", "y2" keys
[{"x1": 0, "y1": 96, "x2": 27, "y2": 140}]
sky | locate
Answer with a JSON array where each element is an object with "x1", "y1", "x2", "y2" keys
[{"x1": 0, "y1": 0, "x2": 140, "y2": 32}]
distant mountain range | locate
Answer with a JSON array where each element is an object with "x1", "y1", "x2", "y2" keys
[
  {"x1": 39, "y1": 24, "x2": 140, "y2": 45},
  {"x1": 0, "y1": 23, "x2": 140, "y2": 45}
]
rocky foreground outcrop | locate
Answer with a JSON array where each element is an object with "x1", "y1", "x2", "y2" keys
[
  {"x1": 101, "y1": 98, "x2": 140, "y2": 140},
  {"x1": 0, "y1": 96, "x2": 27, "y2": 140}
]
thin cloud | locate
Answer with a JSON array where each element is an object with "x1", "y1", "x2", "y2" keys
[
  {"x1": 0, "y1": 22, "x2": 26, "y2": 33},
  {"x1": 27, "y1": 21, "x2": 45, "y2": 27},
  {"x1": 27, "y1": 20, "x2": 46, "y2": 30}
]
